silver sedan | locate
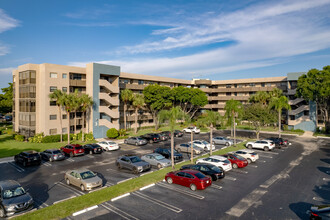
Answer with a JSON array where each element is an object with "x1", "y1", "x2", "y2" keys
[
  {"x1": 141, "y1": 153, "x2": 171, "y2": 169},
  {"x1": 212, "y1": 136, "x2": 233, "y2": 146},
  {"x1": 64, "y1": 169, "x2": 103, "y2": 191}
]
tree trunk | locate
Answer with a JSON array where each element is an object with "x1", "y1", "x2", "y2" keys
[
  {"x1": 67, "y1": 111, "x2": 70, "y2": 144},
  {"x1": 86, "y1": 109, "x2": 90, "y2": 133},
  {"x1": 135, "y1": 108, "x2": 138, "y2": 134},
  {"x1": 190, "y1": 131, "x2": 194, "y2": 164},
  {"x1": 171, "y1": 133, "x2": 175, "y2": 169},
  {"x1": 278, "y1": 109, "x2": 281, "y2": 138},
  {"x1": 124, "y1": 104, "x2": 127, "y2": 130},
  {"x1": 256, "y1": 131, "x2": 260, "y2": 140},
  {"x1": 234, "y1": 116, "x2": 236, "y2": 146},
  {"x1": 82, "y1": 111, "x2": 85, "y2": 142},
  {"x1": 58, "y1": 105, "x2": 63, "y2": 142},
  {"x1": 74, "y1": 111, "x2": 77, "y2": 135},
  {"x1": 210, "y1": 124, "x2": 213, "y2": 155}
]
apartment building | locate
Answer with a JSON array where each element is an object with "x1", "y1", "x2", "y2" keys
[{"x1": 12, "y1": 62, "x2": 319, "y2": 139}]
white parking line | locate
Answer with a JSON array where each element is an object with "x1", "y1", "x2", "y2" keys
[
  {"x1": 211, "y1": 184, "x2": 222, "y2": 190},
  {"x1": 232, "y1": 169, "x2": 248, "y2": 174},
  {"x1": 157, "y1": 182, "x2": 204, "y2": 200},
  {"x1": 139, "y1": 183, "x2": 155, "y2": 191},
  {"x1": 7, "y1": 162, "x2": 24, "y2": 172},
  {"x1": 249, "y1": 165, "x2": 258, "y2": 168},
  {"x1": 89, "y1": 186, "x2": 108, "y2": 193},
  {"x1": 53, "y1": 195, "x2": 77, "y2": 204},
  {"x1": 101, "y1": 202, "x2": 139, "y2": 220},
  {"x1": 133, "y1": 191, "x2": 182, "y2": 213},
  {"x1": 111, "y1": 193, "x2": 130, "y2": 202},
  {"x1": 105, "y1": 182, "x2": 114, "y2": 187},
  {"x1": 34, "y1": 198, "x2": 49, "y2": 208},
  {"x1": 66, "y1": 158, "x2": 74, "y2": 162},
  {"x1": 86, "y1": 155, "x2": 94, "y2": 158},
  {"x1": 225, "y1": 176, "x2": 237, "y2": 181},
  {"x1": 259, "y1": 160, "x2": 266, "y2": 163},
  {"x1": 72, "y1": 205, "x2": 98, "y2": 216},
  {"x1": 42, "y1": 162, "x2": 52, "y2": 167},
  {"x1": 57, "y1": 182, "x2": 84, "y2": 196},
  {"x1": 323, "y1": 177, "x2": 330, "y2": 181},
  {"x1": 259, "y1": 155, "x2": 273, "y2": 159},
  {"x1": 140, "y1": 170, "x2": 154, "y2": 176}
]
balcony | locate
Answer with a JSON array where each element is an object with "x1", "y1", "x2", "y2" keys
[
  {"x1": 69, "y1": 80, "x2": 86, "y2": 87},
  {"x1": 288, "y1": 116, "x2": 310, "y2": 125},
  {"x1": 204, "y1": 104, "x2": 225, "y2": 109},
  {"x1": 99, "y1": 79, "x2": 119, "y2": 93},
  {"x1": 208, "y1": 96, "x2": 250, "y2": 101},
  {"x1": 99, "y1": 119, "x2": 119, "y2": 129},
  {"x1": 288, "y1": 105, "x2": 309, "y2": 115},
  {"x1": 99, "y1": 106, "x2": 119, "y2": 119},
  {"x1": 125, "y1": 114, "x2": 153, "y2": 122},
  {"x1": 99, "y1": 93, "x2": 119, "y2": 106},
  {"x1": 288, "y1": 98, "x2": 304, "y2": 106},
  {"x1": 119, "y1": 83, "x2": 146, "y2": 90}
]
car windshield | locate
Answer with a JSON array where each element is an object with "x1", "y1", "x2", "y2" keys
[
  {"x1": 75, "y1": 146, "x2": 83, "y2": 150},
  {"x1": 52, "y1": 150, "x2": 61, "y2": 154},
  {"x1": 194, "y1": 172, "x2": 206, "y2": 179},
  {"x1": 137, "y1": 138, "x2": 144, "y2": 141},
  {"x1": 235, "y1": 155, "x2": 246, "y2": 160},
  {"x1": 155, "y1": 155, "x2": 165, "y2": 160},
  {"x1": 201, "y1": 141, "x2": 209, "y2": 145},
  {"x1": 80, "y1": 171, "x2": 96, "y2": 180},
  {"x1": 209, "y1": 166, "x2": 221, "y2": 172},
  {"x1": 107, "y1": 142, "x2": 116, "y2": 145},
  {"x1": 224, "y1": 159, "x2": 231, "y2": 163},
  {"x1": 3, "y1": 187, "x2": 26, "y2": 199},
  {"x1": 131, "y1": 157, "x2": 142, "y2": 163}
]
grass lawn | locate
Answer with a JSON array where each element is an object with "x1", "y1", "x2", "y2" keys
[
  {"x1": 313, "y1": 132, "x2": 330, "y2": 137},
  {"x1": 0, "y1": 134, "x2": 96, "y2": 159},
  {"x1": 15, "y1": 142, "x2": 247, "y2": 220}
]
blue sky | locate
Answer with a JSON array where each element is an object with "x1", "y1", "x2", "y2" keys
[{"x1": 1, "y1": 0, "x2": 330, "y2": 89}]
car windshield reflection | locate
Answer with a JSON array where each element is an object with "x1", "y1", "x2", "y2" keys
[
  {"x1": 80, "y1": 171, "x2": 96, "y2": 180},
  {"x1": 3, "y1": 187, "x2": 26, "y2": 199}
]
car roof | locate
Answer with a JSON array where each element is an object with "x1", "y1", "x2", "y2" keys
[
  {"x1": 67, "y1": 144, "x2": 81, "y2": 147},
  {"x1": 144, "y1": 153, "x2": 162, "y2": 157},
  {"x1": 23, "y1": 150, "x2": 39, "y2": 154},
  {"x1": 0, "y1": 180, "x2": 21, "y2": 190},
  {"x1": 70, "y1": 169, "x2": 91, "y2": 173},
  {"x1": 209, "y1": 155, "x2": 227, "y2": 159},
  {"x1": 179, "y1": 169, "x2": 200, "y2": 174}
]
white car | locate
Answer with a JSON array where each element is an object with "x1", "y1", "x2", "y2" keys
[
  {"x1": 245, "y1": 140, "x2": 275, "y2": 151},
  {"x1": 196, "y1": 155, "x2": 232, "y2": 172},
  {"x1": 232, "y1": 149, "x2": 259, "y2": 163},
  {"x1": 97, "y1": 141, "x2": 120, "y2": 151},
  {"x1": 183, "y1": 126, "x2": 200, "y2": 134},
  {"x1": 193, "y1": 140, "x2": 215, "y2": 151}
]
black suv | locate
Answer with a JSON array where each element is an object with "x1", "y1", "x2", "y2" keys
[
  {"x1": 0, "y1": 180, "x2": 34, "y2": 217},
  {"x1": 14, "y1": 151, "x2": 41, "y2": 167},
  {"x1": 141, "y1": 133, "x2": 161, "y2": 144},
  {"x1": 267, "y1": 137, "x2": 287, "y2": 148},
  {"x1": 154, "y1": 147, "x2": 183, "y2": 162}
]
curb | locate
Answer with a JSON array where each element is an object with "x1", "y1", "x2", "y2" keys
[{"x1": 72, "y1": 205, "x2": 98, "y2": 216}]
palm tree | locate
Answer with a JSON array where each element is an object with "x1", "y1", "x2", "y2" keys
[
  {"x1": 62, "y1": 93, "x2": 75, "y2": 144},
  {"x1": 159, "y1": 106, "x2": 185, "y2": 169},
  {"x1": 224, "y1": 99, "x2": 243, "y2": 146},
  {"x1": 249, "y1": 91, "x2": 270, "y2": 106},
  {"x1": 49, "y1": 90, "x2": 65, "y2": 142},
  {"x1": 132, "y1": 94, "x2": 145, "y2": 134},
  {"x1": 269, "y1": 96, "x2": 291, "y2": 138},
  {"x1": 197, "y1": 110, "x2": 222, "y2": 155},
  {"x1": 72, "y1": 90, "x2": 82, "y2": 135},
  {"x1": 121, "y1": 89, "x2": 133, "y2": 130},
  {"x1": 80, "y1": 94, "x2": 94, "y2": 141}
]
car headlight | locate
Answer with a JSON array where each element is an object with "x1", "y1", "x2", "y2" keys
[
  {"x1": 138, "y1": 166, "x2": 143, "y2": 170},
  {"x1": 28, "y1": 198, "x2": 34, "y2": 204},
  {"x1": 7, "y1": 205, "x2": 16, "y2": 211},
  {"x1": 86, "y1": 183, "x2": 92, "y2": 187}
]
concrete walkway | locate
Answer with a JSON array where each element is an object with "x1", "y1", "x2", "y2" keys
[{"x1": 299, "y1": 131, "x2": 316, "y2": 138}]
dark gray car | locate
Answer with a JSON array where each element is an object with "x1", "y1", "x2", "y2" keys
[
  {"x1": 116, "y1": 155, "x2": 151, "y2": 174},
  {"x1": 40, "y1": 149, "x2": 65, "y2": 162},
  {"x1": 0, "y1": 180, "x2": 34, "y2": 218},
  {"x1": 124, "y1": 137, "x2": 147, "y2": 146}
]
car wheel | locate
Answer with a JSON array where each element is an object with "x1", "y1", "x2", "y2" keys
[
  {"x1": 225, "y1": 142, "x2": 229, "y2": 146},
  {"x1": 89, "y1": 150, "x2": 93, "y2": 155},
  {"x1": 232, "y1": 163, "x2": 238, "y2": 169},
  {"x1": 247, "y1": 144, "x2": 252, "y2": 149},
  {"x1": 149, "y1": 140, "x2": 153, "y2": 144},
  {"x1": 0, "y1": 206, "x2": 6, "y2": 218},
  {"x1": 264, "y1": 146, "x2": 269, "y2": 151},
  {"x1": 117, "y1": 163, "x2": 122, "y2": 170},
  {"x1": 177, "y1": 148, "x2": 181, "y2": 153},
  {"x1": 80, "y1": 185, "x2": 85, "y2": 191},
  {"x1": 157, "y1": 163, "x2": 162, "y2": 169},
  {"x1": 210, "y1": 175, "x2": 217, "y2": 181},
  {"x1": 70, "y1": 152, "x2": 74, "y2": 157},
  {"x1": 190, "y1": 184, "x2": 197, "y2": 191},
  {"x1": 166, "y1": 177, "x2": 173, "y2": 184},
  {"x1": 247, "y1": 158, "x2": 252, "y2": 164},
  {"x1": 49, "y1": 157, "x2": 53, "y2": 162},
  {"x1": 66, "y1": 178, "x2": 70, "y2": 185},
  {"x1": 204, "y1": 147, "x2": 208, "y2": 151},
  {"x1": 23, "y1": 161, "x2": 27, "y2": 167}
]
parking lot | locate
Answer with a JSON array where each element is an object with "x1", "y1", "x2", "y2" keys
[{"x1": 1, "y1": 131, "x2": 329, "y2": 219}]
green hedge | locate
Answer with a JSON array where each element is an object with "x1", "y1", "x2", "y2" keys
[
  {"x1": 14, "y1": 134, "x2": 25, "y2": 142},
  {"x1": 106, "y1": 128, "x2": 119, "y2": 139}
]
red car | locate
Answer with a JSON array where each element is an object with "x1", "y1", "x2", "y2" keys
[
  {"x1": 222, "y1": 153, "x2": 248, "y2": 168},
  {"x1": 61, "y1": 144, "x2": 84, "y2": 157},
  {"x1": 165, "y1": 169, "x2": 212, "y2": 191}
]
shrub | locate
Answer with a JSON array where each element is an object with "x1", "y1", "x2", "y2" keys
[
  {"x1": 14, "y1": 134, "x2": 25, "y2": 142},
  {"x1": 28, "y1": 133, "x2": 44, "y2": 143},
  {"x1": 107, "y1": 128, "x2": 119, "y2": 139},
  {"x1": 118, "y1": 129, "x2": 126, "y2": 137},
  {"x1": 41, "y1": 135, "x2": 61, "y2": 143},
  {"x1": 84, "y1": 132, "x2": 94, "y2": 141}
]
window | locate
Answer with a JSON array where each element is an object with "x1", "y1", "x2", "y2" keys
[
  {"x1": 226, "y1": 84, "x2": 231, "y2": 88},
  {"x1": 49, "y1": 128, "x2": 57, "y2": 135},
  {"x1": 50, "y1": 72, "x2": 57, "y2": 78},
  {"x1": 234, "y1": 84, "x2": 237, "y2": 88},
  {"x1": 50, "y1": 115, "x2": 57, "y2": 120},
  {"x1": 62, "y1": 114, "x2": 67, "y2": 119},
  {"x1": 50, "y1": 86, "x2": 57, "y2": 92},
  {"x1": 50, "y1": 101, "x2": 57, "y2": 106},
  {"x1": 62, "y1": 73, "x2": 67, "y2": 79},
  {"x1": 62, "y1": 128, "x2": 67, "y2": 133},
  {"x1": 234, "y1": 92, "x2": 237, "y2": 96},
  {"x1": 226, "y1": 92, "x2": 231, "y2": 96},
  {"x1": 238, "y1": 84, "x2": 243, "y2": 88},
  {"x1": 62, "y1": 87, "x2": 67, "y2": 92},
  {"x1": 267, "y1": 83, "x2": 272, "y2": 87},
  {"x1": 249, "y1": 83, "x2": 255, "y2": 87},
  {"x1": 138, "y1": 80, "x2": 144, "y2": 85},
  {"x1": 261, "y1": 83, "x2": 265, "y2": 87}
]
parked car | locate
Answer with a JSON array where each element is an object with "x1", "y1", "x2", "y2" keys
[
  {"x1": 97, "y1": 141, "x2": 119, "y2": 151},
  {"x1": 64, "y1": 169, "x2": 102, "y2": 191},
  {"x1": 4, "y1": 115, "x2": 12, "y2": 122},
  {"x1": 165, "y1": 170, "x2": 212, "y2": 191},
  {"x1": 192, "y1": 140, "x2": 216, "y2": 151},
  {"x1": 212, "y1": 136, "x2": 233, "y2": 146},
  {"x1": 232, "y1": 149, "x2": 259, "y2": 163},
  {"x1": 0, "y1": 180, "x2": 34, "y2": 218},
  {"x1": 158, "y1": 132, "x2": 169, "y2": 141},
  {"x1": 116, "y1": 155, "x2": 151, "y2": 174},
  {"x1": 124, "y1": 137, "x2": 147, "y2": 146},
  {"x1": 174, "y1": 130, "x2": 184, "y2": 137},
  {"x1": 310, "y1": 204, "x2": 330, "y2": 220},
  {"x1": 183, "y1": 126, "x2": 200, "y2": 134},
  {"x1": 175, "y1": 143, "x2": 202, "y2": 155},
  {"x1": 141, "y1": 153, "x2": 171, "y2": 169},
  {"x1": 266, "y1": 137, "x2": 289, "y2": 148},
  {"x1": 141, "y1": 133, "x2": 161, "y2": 143},
  {"x1": 40, "y1": 149, "x2": 65, "y2": 162},
  {"x1": 83, "y1": 144, "x2": 103, "y2": 154},
  {"x1": 222, "y1": 153, "x2": 248, "y2": 169},
  {"x1": 245, "y1": 140, "x2": 275, "y2": 151},
  {"x1": 61, "y1": 144, "x2": 85, "y2": 157},
  {"x1": 14, "y1": 151, "x2": 41, "y2": 167},
  {"x1": 154, "y1": 147, "x2": 183, "y2": 162},
  {"x1": 196, "y1": 155, "x2": 232, "y2": 172},
  {"x1": 180, "y1": 163, "x2": 225, "y2": 181}
]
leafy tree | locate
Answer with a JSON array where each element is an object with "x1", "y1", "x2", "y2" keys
[
  {"x1": 224, "y1": 99, "x2": 243, "y2": 145},
  {"x1": 243, "y1": 103, "x2": 277, "y2": 139},
  {"x1": 269, "y1": 96, "x2": 291, "y2": 138},
  {"x1": 0, "y1": 83, "x2": 13, "y2": 114},
  {"x1": 80, "y1": 94, "x2": 94, "y2": 141},
  {"x1": 297, "y1": 66, "x2": 330, "y2": 132},
  {"x1": 107, "y1": 128, "x2": 119, "y2": 139},
  {"x1": 197, "y1": 110, "x2": 222, "y2": 155},
  {"x1": 249, "y1": 88, "x2": 283, "y2": 106},
  {"x1": 49, "y1": 90, "x2": 65, "y2": 142},
  {"x1": 132, "y1": 93, "x2": 145, "y2": 134},
  {"x1": 159, "y1": 106, "x2": 185, "y2": 168},
  {"x1": 143, "y1": 84, "x2": 172, "y2": 130},
  {"x1": 121, "y1": 89, "x2": 133, "y2": 130}
]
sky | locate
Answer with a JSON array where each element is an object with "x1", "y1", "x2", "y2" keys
[{"x1": 1, "y1": 0, "x2": 330, "y2": 90}]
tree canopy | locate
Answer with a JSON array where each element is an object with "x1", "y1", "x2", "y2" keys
[{"x1": 0, "y1": 83, "x2": 13, "y2": 114}]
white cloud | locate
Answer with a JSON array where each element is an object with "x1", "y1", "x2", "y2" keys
[
  {"x1": 0, "y1": 9, "x2": 19, "y2": 56},
  {"x1": 0, "y1": 67, "x2": 14, "y2": 75},
  {"x1": 71, "y1": 0, "x2": 330, "y2": 78}
]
